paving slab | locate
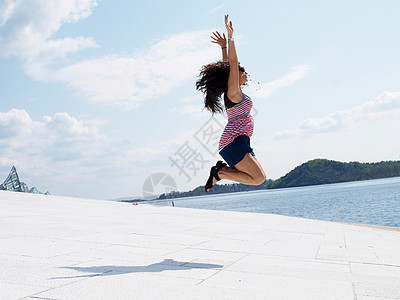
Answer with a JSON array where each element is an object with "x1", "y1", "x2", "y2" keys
[{"x1": 1, "y1": 190, "x2": 400, "y2": 299}]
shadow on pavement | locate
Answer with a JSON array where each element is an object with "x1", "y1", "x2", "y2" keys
[{"x1": 51, "y1": 259, "x2": 224, "y2": 279}]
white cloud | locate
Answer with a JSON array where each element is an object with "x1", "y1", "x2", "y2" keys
[
  {"x1": 43, "y1": 112, "x2": 100, "y2": 138},
  {"x1": 0, "y1": 108, "x2": 33, "y2": 138},
  {"x1": 52, "y1": 31, "x2": 216, "y2": 109},
  {"x1": 0, "y1": 109, "x2": 106, "y2": 164},
  {"x1": 0, "y1": 1, "x2": 217, "y2": 109},
  {"x1": 0, "y1": 109, "x2": 113, "y2": 182},
  {"x1": 274, "y1": 91, "x2": 400, "y2": 139},
  {"x1": 206, "y1": 4, "x2": 224, "y2": 15},
  {"x1": 247, "y1": 64, "x2": 312, "y2": 98},
  {"x1": 0, "y1": 108, "x2": 192, "y2": 197},
  {"x1": 0, "y1": 0, "x2": 99, "y2": 60}
]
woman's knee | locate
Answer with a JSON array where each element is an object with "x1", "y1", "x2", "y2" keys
[
  {"x1": 247, "y1": 166, "x2": 266, "y2": 185},
  {"x1": 249, "y1": 160, "x2": 266, "y2": 185},
  {"x1": 253, "y1": 171, "x2": 266, "y2": 185}
]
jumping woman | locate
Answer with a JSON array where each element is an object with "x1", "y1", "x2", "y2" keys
[{"x1": 196, "y1": 15, "x2": 266, "y2": 192}]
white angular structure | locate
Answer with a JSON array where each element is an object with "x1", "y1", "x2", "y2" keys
[
  {"x1": 0, "y1": 166, "x2": 22, "y2": 192},
  {"x1": 0, "y1": 166, "x2": 49, "y2": 194}
]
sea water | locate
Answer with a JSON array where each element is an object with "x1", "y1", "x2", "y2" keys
[{"x1": 147, "y1": 177, "x2": 400, "y2": 228}]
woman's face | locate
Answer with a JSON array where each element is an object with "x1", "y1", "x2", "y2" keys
[{"x1": 239, "y1": 66, "x2": 248, "y2": 86}]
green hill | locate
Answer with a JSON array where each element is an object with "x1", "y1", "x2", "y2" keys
[{"x1": 267, "y1": 159, "x2": 400, "y2": 189}]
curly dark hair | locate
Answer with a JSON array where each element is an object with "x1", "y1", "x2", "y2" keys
[{"x1": 196, "y1": 60, "x2": 230, "y2": 114}]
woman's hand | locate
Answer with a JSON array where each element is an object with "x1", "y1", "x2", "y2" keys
[
  {"x1": 225, "y1": 14, "x2": 233, "y2": 38},
  {"x1": 211, "y1": 31, "x2": 226, "y2": 48}
]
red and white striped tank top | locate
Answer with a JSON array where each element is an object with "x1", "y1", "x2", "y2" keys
[{"x1": 218, "y1": 93, "x2": 254, "y2": 151}]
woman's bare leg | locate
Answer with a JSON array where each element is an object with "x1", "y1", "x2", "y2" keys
[
  {"x1": 206, "y1": 153, "x2": 266, "y2": 191},
  {"x1": 218, "y1": 167, "x2": 257, "y2": 185},
  {"x1": 217, "y1": 153, "x2": 266, "y2": 185}
]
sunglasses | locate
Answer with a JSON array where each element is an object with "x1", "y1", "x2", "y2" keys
[{"x1": 239, "y1": 66, "x2": 246, "y2": 72}]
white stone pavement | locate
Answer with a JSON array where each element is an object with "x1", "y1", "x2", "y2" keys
[{"x1": 1, "y1": 190, "x2": 400, "y2": 300}]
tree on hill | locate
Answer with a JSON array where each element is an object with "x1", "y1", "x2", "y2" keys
[{"x1": 267, "y1": 159, "x2": 400, "y2": 189}]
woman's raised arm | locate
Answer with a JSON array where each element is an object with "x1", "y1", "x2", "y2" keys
[{"x1": 225, "y1": 15, "x2": 242, "y2": 103}]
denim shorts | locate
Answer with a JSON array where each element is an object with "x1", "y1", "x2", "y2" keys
[{"x1": 219, "y1": 135, "x2": 255, "y2": 169}]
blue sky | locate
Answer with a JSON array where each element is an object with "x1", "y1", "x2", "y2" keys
[{"x1": 1, "y1": 0, "x2": 399, "y2": 200}]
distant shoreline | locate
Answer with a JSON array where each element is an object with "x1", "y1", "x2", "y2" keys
[{"x1": 120, "y1": 175, "x2": 400, "y2": 203}]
